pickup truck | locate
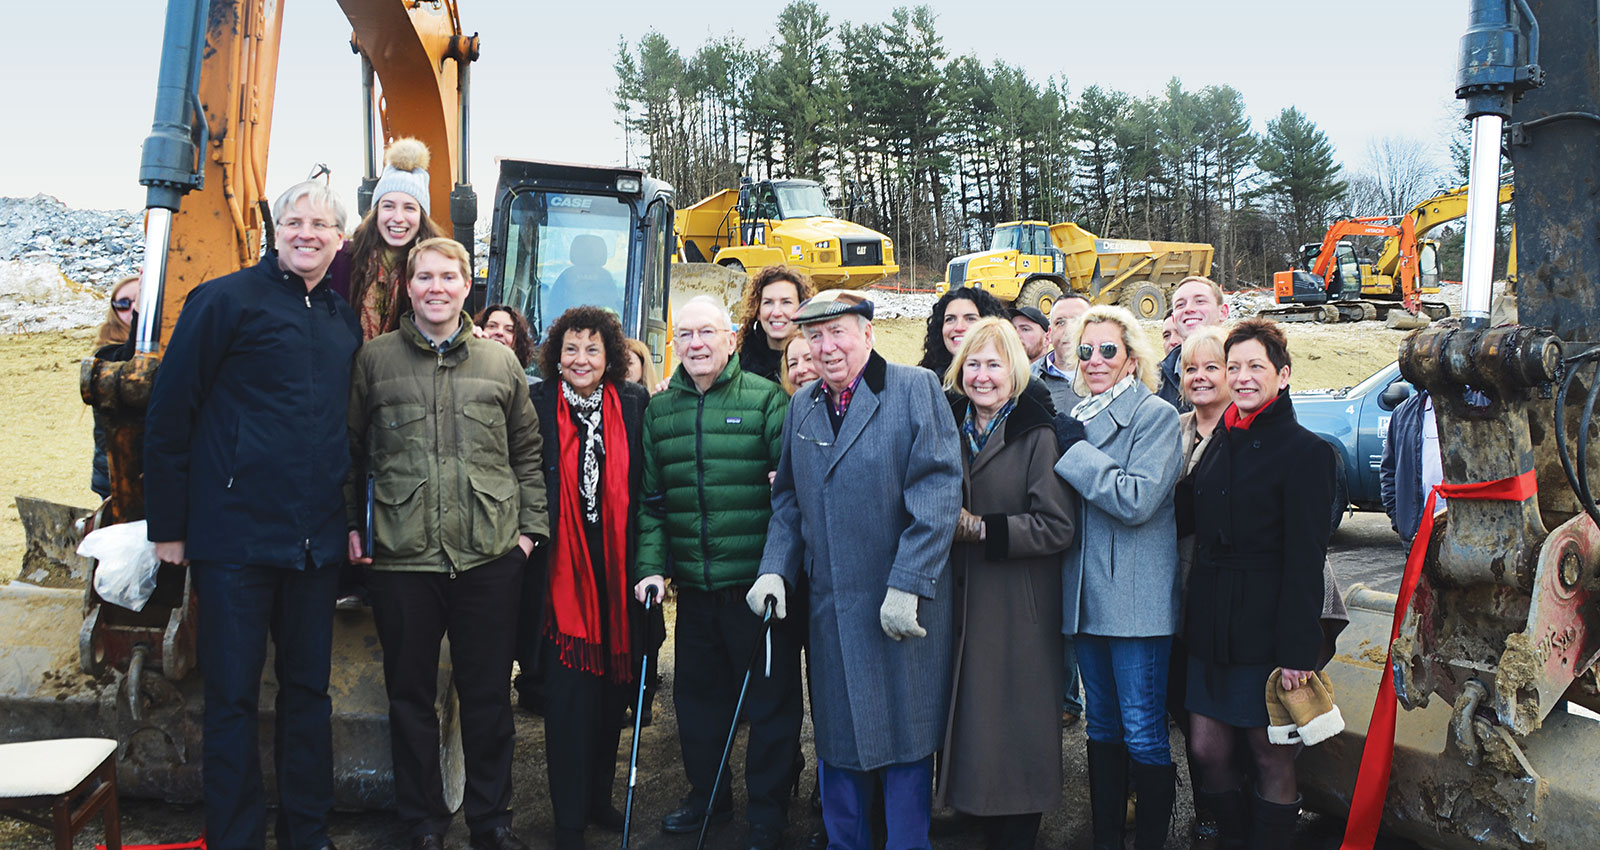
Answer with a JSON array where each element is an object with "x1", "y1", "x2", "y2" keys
[{"x1": 1292, "y1": 361, "x2": 1416, "y2": 531}]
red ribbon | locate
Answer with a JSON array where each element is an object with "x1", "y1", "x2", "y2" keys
[
  {"x1": 98, "y1": 839, "x2": 205, "y2": 850},
  {"x1": 1339, "y1": 469, "x2": 1538, "y2": 849}
]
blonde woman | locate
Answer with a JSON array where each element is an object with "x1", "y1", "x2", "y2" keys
[
  {"x1": 623, "y1": 338, "x2": 659, "y2": 392},
  {"x1": 1051, "y1": 305, "x2": 1183, "y2": 850},
  {"x1": 937, "y1": 318, "x2": 1075, "y2": 850},
  {"x1": 778, "y1": 333, "x2": 819, "y2": 396}
]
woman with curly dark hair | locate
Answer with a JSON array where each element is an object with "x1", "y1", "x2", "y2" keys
[
  {"x1": 518, "y1": 306, "x2": 656, "y2": 850},
  {"x1": 918, "y1": 286, "x2": 1008, "y2": 378},
  {"x1": 737, "y1": 265, "x2": 815, "y2": 382},
  {"x1": 476, "y1": 303, "x2": 535, "y2": 370}
]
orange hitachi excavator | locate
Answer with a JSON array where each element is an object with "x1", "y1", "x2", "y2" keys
[
  {"x1": 0, "y1": 0, "x2": 478, "y2": 810},
  {"x1": 1265, "y1": 182, "x2": 1515, "y2": 323}
]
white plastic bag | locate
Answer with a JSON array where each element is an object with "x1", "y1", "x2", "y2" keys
[{"x1": 78, "y1": 520, "x2": 160, "y2": 611}]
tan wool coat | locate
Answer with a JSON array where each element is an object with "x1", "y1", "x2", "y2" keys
[{"x1": 937, "y1": 387, "x2": 1077, "y2": 815}]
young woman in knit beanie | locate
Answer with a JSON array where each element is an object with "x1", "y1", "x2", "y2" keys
[{"x1": 339, "y1": 137, "x2": 445, "y2": 340}]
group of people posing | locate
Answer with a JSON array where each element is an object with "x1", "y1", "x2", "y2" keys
[{"x1": 133, "y1": 137, "x2": 1341, "y2": 850}]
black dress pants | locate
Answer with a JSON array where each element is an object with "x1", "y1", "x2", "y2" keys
[
  {"x1": 673, "y1": 585, "x2": 804, "y2": 831},
  {"x1": 542, "y1": 641, "x2": 631, "y2": 834},
  {"x1": 369, "y1": 550, "x2": 524, "y2": 838}
]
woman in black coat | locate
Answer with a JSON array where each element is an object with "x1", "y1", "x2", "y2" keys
[
  {"x1": 1183, "y1": 318, "x2": 1337, "y2": 850},
  {"x1": 514, "y1": 306, "x2": 658, "y2": 850}
]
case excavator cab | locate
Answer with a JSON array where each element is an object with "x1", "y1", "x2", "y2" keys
[{"x1": 485, "y1": 158, "x2": 675, "y2": 379}]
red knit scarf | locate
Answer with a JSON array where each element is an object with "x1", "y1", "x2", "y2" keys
[
  {"x1": 546, "y1": 382, "x2": 633, "y2": 682},
  {"x1": 1222, "y1": 392, "x2": 1280, "y2": 431}
]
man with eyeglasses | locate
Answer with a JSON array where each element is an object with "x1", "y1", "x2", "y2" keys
[
  {"x1": 748, "y1": 290, "x2": 962, "y2": 850},
  {"x1": 145, "y1": 181, "x2": 360, "y2": 850},
  {"x1": 632, "y1": 295, "x2": 799, "y2": 850}
]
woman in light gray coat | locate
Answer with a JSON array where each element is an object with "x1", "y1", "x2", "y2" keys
[{"x1": 1053, "y1": 305, "x2": 1183, "y2": 850}]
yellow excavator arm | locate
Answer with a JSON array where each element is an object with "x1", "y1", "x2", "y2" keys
[{"x1": 139, "y1": 0, "x2": 477, "y2": 347}]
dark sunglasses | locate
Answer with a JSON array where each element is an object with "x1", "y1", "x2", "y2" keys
[
  {"x1": 1077, "y1": 342, "x2": 1121, "y2": 361},
  {"x1": 112, "y1": 299, "x2": 135, "y2": 311}
]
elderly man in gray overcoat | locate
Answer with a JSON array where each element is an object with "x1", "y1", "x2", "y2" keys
[{"x1": 747, "y1": 290, "x2": 963, "y2": 850}]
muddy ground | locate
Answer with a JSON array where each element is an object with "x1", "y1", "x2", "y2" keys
[{"x1": 0, "y1": 322, "x2": 1418, "y2": 849}]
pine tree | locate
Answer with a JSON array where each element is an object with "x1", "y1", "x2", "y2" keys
[{"x1": 1257, "y1": 107, "x2": 1347, "y2": 250}]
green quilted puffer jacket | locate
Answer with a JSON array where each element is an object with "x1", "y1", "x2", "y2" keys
[{"x1": 635, "y1": 357, "x2": 787, "y2": 591}]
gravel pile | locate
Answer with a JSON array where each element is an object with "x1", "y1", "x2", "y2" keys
[
  {"x1": 863, "y1": 288, "x2": 937, "y2": 321},
  {"x1": 0, "y1": 195, "x2": 144, "y2": 333}
]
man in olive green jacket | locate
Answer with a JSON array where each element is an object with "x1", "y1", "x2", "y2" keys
[
  {"x1": 632, "y1": 295, "x2": 797, "y2": 850},
  {"x1": 346, "y1": 238, "x2": 546, "y2": 850}
]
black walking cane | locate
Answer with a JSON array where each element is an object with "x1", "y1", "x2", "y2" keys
[
  {"x1": 621, "y1": 584, "x2": 660, "y2": 850},
  {"x1": 695, "y1": 596, "x2": 778, "y2": 850}
]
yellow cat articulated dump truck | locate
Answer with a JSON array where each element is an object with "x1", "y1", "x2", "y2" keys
[{"x1": 676, "y1": 177, "x2": 898, "y2": 288}]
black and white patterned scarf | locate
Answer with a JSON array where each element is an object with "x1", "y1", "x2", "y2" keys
[{"x1": 561, "y1": 380, "x2": 606, "y2": 523}]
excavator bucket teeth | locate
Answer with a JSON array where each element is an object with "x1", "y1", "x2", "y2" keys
[{"x1": 14, "y1": 496, "x2": 95, "y2": 589}]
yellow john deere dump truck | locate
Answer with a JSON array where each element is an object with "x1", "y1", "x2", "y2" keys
[
  {"x1": 940, "y1": 220, "x2": 1214, "y2": 319},
  {"x1": 676, "y1": 177, "x2": 898, "y2": 288}
]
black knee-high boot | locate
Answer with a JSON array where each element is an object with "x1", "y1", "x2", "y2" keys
[
  {"x1": 1130, "y1": 763, "x2": 1175, "y2": 850},
  {"x1": 1193, "y1": 787, "x2": 1246, "y2": 849},
  {"x1": 1247, "y1": 791, "x2": 1300, "y2": 850},
  {"x1": 980, "y1": 812, "x2": 1042, "y2": 850},
  {"x1": 1086, "y1": 740, "x2": 1129, "y2": 850}
]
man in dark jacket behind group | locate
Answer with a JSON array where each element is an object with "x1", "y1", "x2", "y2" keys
[
  {"x1": 632, "y1": 294, "x2": 798, "y2": 850},
  {"x1": 145, "y1": 181, "x2": 361, "y2": 850}
]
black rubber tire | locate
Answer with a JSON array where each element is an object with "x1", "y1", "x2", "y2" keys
[
  {"x1": 1016, "y1": 278, "x2": 1064, "y2": 314},
  {"x1": 1329, "y1": 446, "x2": 1349, "y2": 535},
  {"x1": 1119, "y1": 281, "x2": 1167, "y2": 320}
]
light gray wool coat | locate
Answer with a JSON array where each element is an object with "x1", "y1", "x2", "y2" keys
[
  {"x1": 1054, "y1": 382, "x2": 1184, "y2": 638},
  {"x1": 761, "y1": 351, "x2": 964, "y2": 771}
]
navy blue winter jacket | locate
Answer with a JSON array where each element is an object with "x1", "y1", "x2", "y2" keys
[
  {"x1": 1379, "y1": 389, "x2": 1429, "y2": 543},
  {"x1": 145, "y1": 254, "x2": 362, "y2": 568}
]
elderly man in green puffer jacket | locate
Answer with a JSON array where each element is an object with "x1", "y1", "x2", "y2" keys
[{"x1": 632, "y1": 294, "x2": 798, "y2": 850}]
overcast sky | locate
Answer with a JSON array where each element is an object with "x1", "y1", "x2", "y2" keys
[{"x1": 5, "y1": 0, "x2": 1469, "y2": 216}]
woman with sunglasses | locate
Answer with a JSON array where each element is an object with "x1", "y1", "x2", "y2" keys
[
  {"x1": 1051, "y1": 305, "x2": 1183, "y2": 850},
  {"x1": 90, "y1": 274, "x2": 141, "y2": 498}
]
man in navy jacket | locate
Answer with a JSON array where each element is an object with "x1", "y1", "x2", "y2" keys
[{"x1": 145, "y1": 181, "x2": 361, "y2": 850}]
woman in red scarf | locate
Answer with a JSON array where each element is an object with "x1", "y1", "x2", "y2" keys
[{"x1": 518, "y1": 306, "x2": 654, "y2": 850}]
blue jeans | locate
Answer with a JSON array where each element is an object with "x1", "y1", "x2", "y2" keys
[
  {"x1": 1062, "y1": 635, "x2": 1083, "y2": 716},
  {"x1": 192, "y1": 559, "x2": 339, "y2": 850},
  {"x1": 1076, "y1": 634, "x2": 1172, "y2": 766},
  {"x1": 820, "y1": 756, "x2": 933, "y2": 850}
]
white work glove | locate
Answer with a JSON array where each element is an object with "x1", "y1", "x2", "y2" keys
[
  {"x1": 747, "y1": 574, "x2": 788, "y2": 619},
  {"x1": 880, "y1": 587, "x2": 926, "y2": 641}
]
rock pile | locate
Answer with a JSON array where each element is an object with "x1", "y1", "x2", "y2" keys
[{"x1": 0, "y1": 195, "x2": 144, "y2": 333}]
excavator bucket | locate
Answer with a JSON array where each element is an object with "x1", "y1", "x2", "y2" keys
[
  {"x1": 1302, "y1": 584, "x2": 1600, "y2": 849},
  {"x1": 1, "y1": 497, "x2": 464, "y2": 810}
]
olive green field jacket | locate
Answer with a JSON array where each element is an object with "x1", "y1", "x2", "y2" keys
[{"x1": 345, "y1": 314, "x2": 547, "y2": 573}]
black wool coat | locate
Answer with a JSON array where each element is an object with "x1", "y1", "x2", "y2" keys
[
  {"x1": 516, "y1": 378, "x2": 658, "y2": 678},
  {"x1": 1185, "y1": 391, "x2": 1336, "y2": 671}
]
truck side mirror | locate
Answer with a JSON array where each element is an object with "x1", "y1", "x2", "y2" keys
[{"x1": 1379, "y1": 381, "x2": 1415, "y2": 411}]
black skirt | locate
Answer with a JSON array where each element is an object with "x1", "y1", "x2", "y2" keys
[{"x1": 1184, "y1": 654, "x2": 1273, "y2": 728}]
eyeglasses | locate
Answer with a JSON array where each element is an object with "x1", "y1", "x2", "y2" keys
[
  {"x1": 674, "y1": 327, "x2": 725, "y2": 344},
  {"x1": 112, "y1": 299, "x2": 135, "y2": 312},
  {"x1": 1078, "y1": 342, "x2": 1121, "y2": 362},
  {"x1": 277, "y1": 218, "x2": 340, "y2": 234}
]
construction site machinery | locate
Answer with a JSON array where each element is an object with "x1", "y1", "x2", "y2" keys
[
  {"x1": 480, "y1": 158, "x2": 675, "y2": 373},
  {"x1": 1295, "y1": 2, "x2": 1600, "y2": 848},
  {"x1": 939, "y1": 220, "x2": 1214, "y2": 320},
  {"x1": 1, "y1": 0, "x2": 487, "y2": 809},
  {"x1": 675, "y1": 177, "x2": 898, "y2": 289},
  {"x1": 1265, "y1": 183, "x2": 1515, "y2": 324}
]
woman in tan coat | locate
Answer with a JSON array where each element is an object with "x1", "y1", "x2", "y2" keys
[{"x1": 937, "y1": 318, "x2": 1077, "y2": 850}]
